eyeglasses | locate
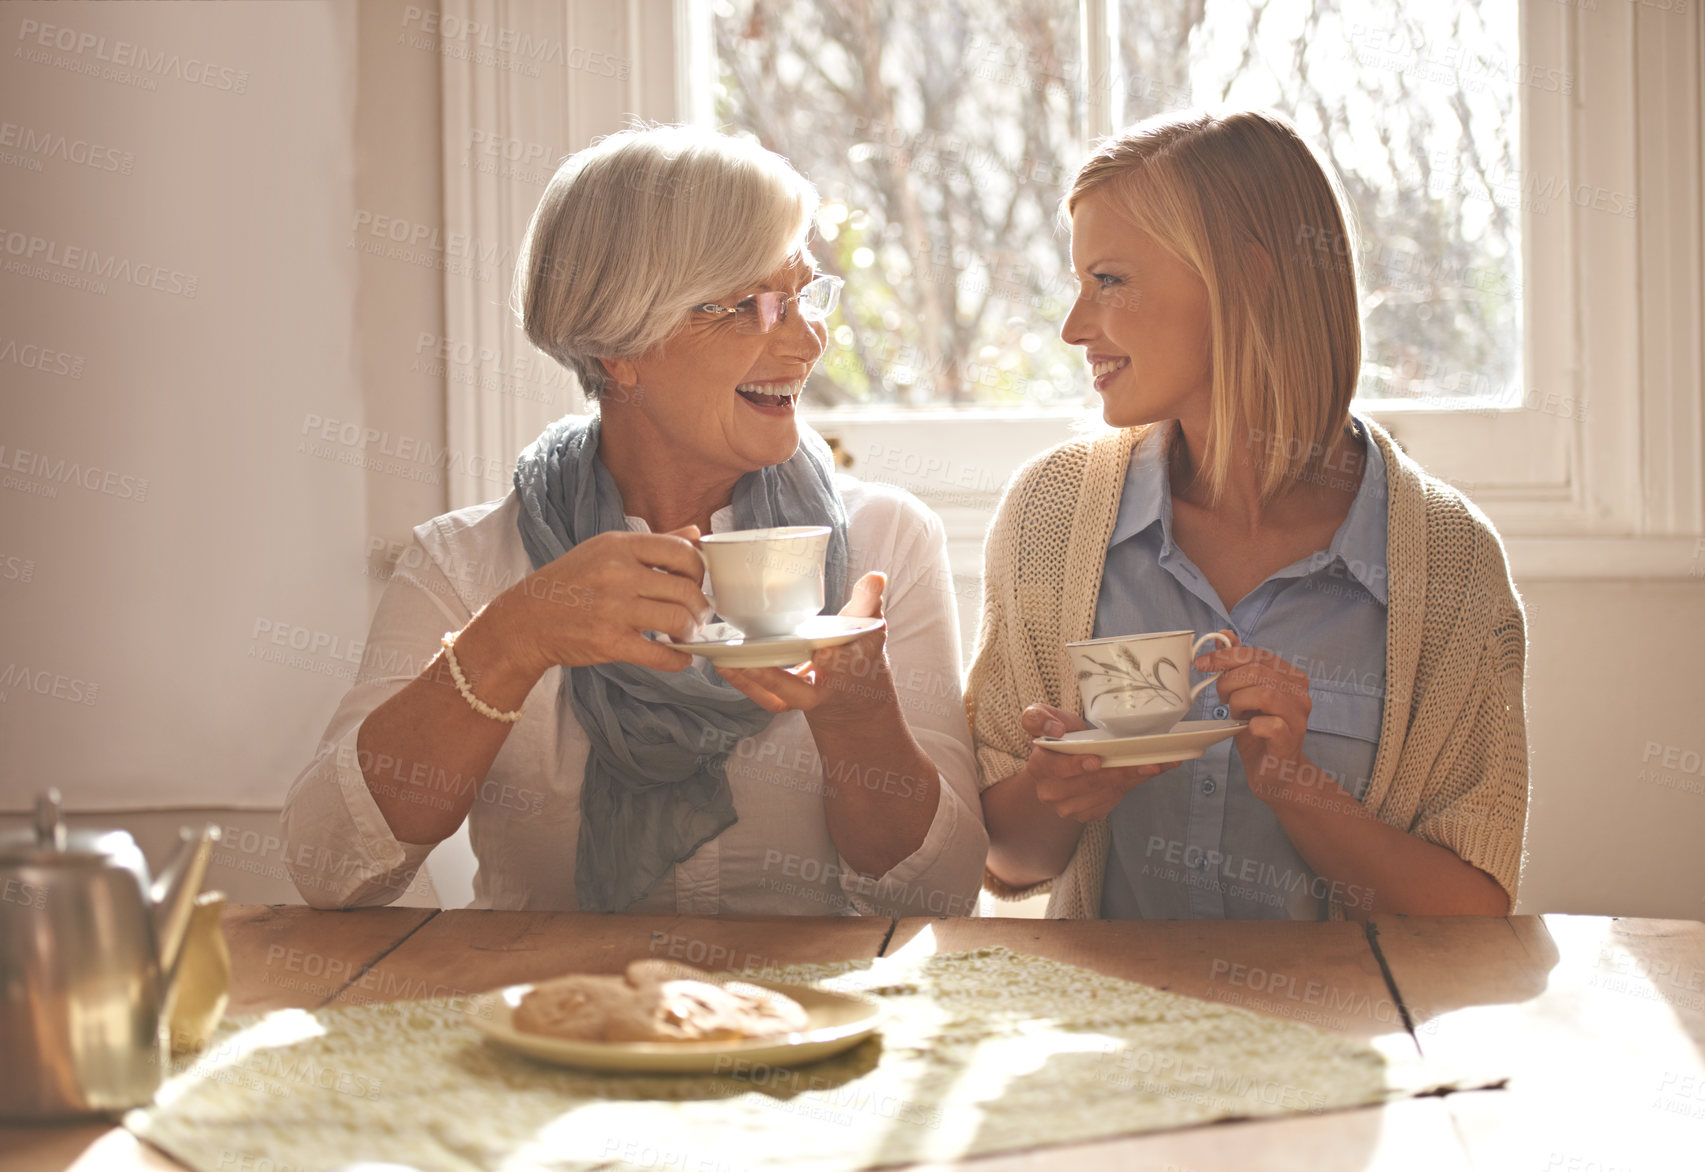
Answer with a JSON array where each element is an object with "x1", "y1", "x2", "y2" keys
[{"x1": 693, "y1": 274, "x2": 844, "y2": 335}]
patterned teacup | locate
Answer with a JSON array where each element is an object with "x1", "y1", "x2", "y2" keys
[{"x1": 1066, "y1": 630, "x2": 1235, "y2": 737}]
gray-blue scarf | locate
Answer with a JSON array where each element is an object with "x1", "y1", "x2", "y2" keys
[{"x1": 513, "y1": 414, "x2": 849, "y2": 912}]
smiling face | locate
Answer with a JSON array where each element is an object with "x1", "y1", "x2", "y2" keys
[
  {"x1": 1061, "y1": 190, "x2": 1213, "y2": 431},
  {"x1": 600, "y1": 255, "x2": 827, "y2": 478}
]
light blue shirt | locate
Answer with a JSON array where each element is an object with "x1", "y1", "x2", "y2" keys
[{"x1": 1097, "y1": 418, "x2": 1389, "y2": 921}]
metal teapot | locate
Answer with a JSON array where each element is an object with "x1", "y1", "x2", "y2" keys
[{"x1": 0, "y1": 789, "x2": 220, "y2": 1119}]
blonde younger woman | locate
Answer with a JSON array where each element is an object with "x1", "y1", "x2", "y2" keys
[{"x1": 969, "y1": 109, "x2": 1527, "y2": 920}]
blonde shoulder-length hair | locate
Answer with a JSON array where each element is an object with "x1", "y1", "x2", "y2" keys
[
  {"x1": 515, "y1": 124, "x2": 819, "y2": 400},
  {"x1": 1066, "y1": 109, "x2": 1361, "y2": 504}
]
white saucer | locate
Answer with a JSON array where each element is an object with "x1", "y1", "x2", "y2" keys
[
  {"x1": 1032, "y1": 719, "x2": 1249, "y2": 767},
  {"x1": 682, "y1": 615, "x2": 885, "y2": 668}
]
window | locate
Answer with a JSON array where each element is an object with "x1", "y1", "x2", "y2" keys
[
  {"x1": 712, "y1": 2, "x2": 1087, "y2": 408},
  {"x1": 712, "y1": 0, "x2": 1523, "y2": 412},
  {"x1": 439, "y1": 0, "x2": 1704, "y2": 581}
]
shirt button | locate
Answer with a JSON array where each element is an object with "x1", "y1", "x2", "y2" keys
[
  {"x1": 1212, "y1": 705, "x2": 1229, "y2": 720},
  {"x1": 1202, "y1": 779, "x2": 1217, "y2": 795}
]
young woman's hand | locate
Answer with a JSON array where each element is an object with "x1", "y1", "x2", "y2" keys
[
  {"x1": 715, "y1": 571, "x2": 894, "y2": 722},
  {"x1": 1021, "y1": 703, "x2": 1182, "y2": 822},
  {"x1": 1196, "y1": 632, "x2": 1318, "y2": 801}
]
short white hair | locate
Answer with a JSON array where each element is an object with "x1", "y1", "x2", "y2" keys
[{"x1": 515, "y1": 124, "x2": 819, "y2": 399}]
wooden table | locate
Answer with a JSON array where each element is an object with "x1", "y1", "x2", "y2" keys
[{"x1": 4, "y1": 908, "x2": 1702, "y2": 1172}]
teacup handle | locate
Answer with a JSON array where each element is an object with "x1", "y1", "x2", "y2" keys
[
  {"x1": 1185, "y1": 631, "x2": 1234, "y2": 703},
  {"x1": 690, "y1": 545, "x2": 717, "y2": 622}
]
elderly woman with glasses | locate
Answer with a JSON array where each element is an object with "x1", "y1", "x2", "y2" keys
[{"x1": 281, "y1": 126, "x2": 989, "y2": 915}]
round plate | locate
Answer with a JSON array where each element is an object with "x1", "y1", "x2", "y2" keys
[
  {"x1": 681, "y1": 615, "x2": 884, "y2": 669},
  {"x1": 469, "y1": 979, "x2": 883, "y2": 1073},
  {"x1": 1032, "y1": 719, "x2": 1249, "y2": 767}
]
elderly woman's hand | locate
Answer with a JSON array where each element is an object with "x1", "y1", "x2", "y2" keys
[
  {"x1": 1196, "y1": 632, "x2": 1317, "y2": 802},
  {"x1": 716, "y1": 570, "x2": 895, "y2": 722},
  {"x1": 489, "y1": 526, "x2": 712, "y2": 677},
  {"x1": 1021, "y1": 704, "x2": 1182, "y2": 822}
]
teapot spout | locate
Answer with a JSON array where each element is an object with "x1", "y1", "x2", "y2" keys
[{"x1": 150, "y1": 824, "x2": 220, "y2": 985}]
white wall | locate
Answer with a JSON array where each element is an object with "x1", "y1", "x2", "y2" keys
[
  {"x1": 1518, "y1": 580, "x2": 1705, "y2": 919},
  {"x1": 1, "y1": 1, "x2": 365, "y2": 812},
  {"x1": 0, "y1": 0, "x2": 446, "y2": 902}
]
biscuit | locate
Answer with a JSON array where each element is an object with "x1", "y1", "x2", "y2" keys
[
  {"x1": 511, "y1": 974, "x2": 630, "y2": 1040},
  {"x1": 514, "y1": 961, "x2": 809, "y2": 1043}
]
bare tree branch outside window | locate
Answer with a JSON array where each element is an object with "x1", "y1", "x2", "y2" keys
[{"x1": 712, "y1": 0, "x2": 1521, "y2": 410}]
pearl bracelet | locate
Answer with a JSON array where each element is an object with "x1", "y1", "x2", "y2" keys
[{"x1": 440, "y1": 630, "x2": 524, "y2": 723}]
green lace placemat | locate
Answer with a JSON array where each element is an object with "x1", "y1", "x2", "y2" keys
[{"x1": 126, "y1": 946, "x2": 1474, "y2": 1171}]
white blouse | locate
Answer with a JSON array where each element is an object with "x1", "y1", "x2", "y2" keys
[{"x1": 279, "y1": 476, "x2": 989, "y2": 916}]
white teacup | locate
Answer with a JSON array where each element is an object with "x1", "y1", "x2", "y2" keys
[
  {"x1": 697, "y1": 526, "x2": 830, "y2": 638},
  {"x1": 1066, "y1": 629, "x2": 1235, "y2": 737}
]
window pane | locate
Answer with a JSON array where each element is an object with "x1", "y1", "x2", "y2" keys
[
  {"x1": 711, "y1": 1, "x2": 1086, "y2": 407},
  {"x1": 712, "y1": 0, "x2": 1521, "y2": 410},
  {"x1": 1119, "y1": 0, "x2": 1522, "y2": 405}
]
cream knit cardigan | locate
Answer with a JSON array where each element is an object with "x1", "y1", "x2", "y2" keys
[{"x1": 965, "y1": 418, "x2": 1529, "y2": 918}]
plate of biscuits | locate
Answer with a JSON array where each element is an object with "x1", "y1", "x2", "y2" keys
[{"x1": 470, "y1": 959, "x2": 883, "y2": 1073}]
